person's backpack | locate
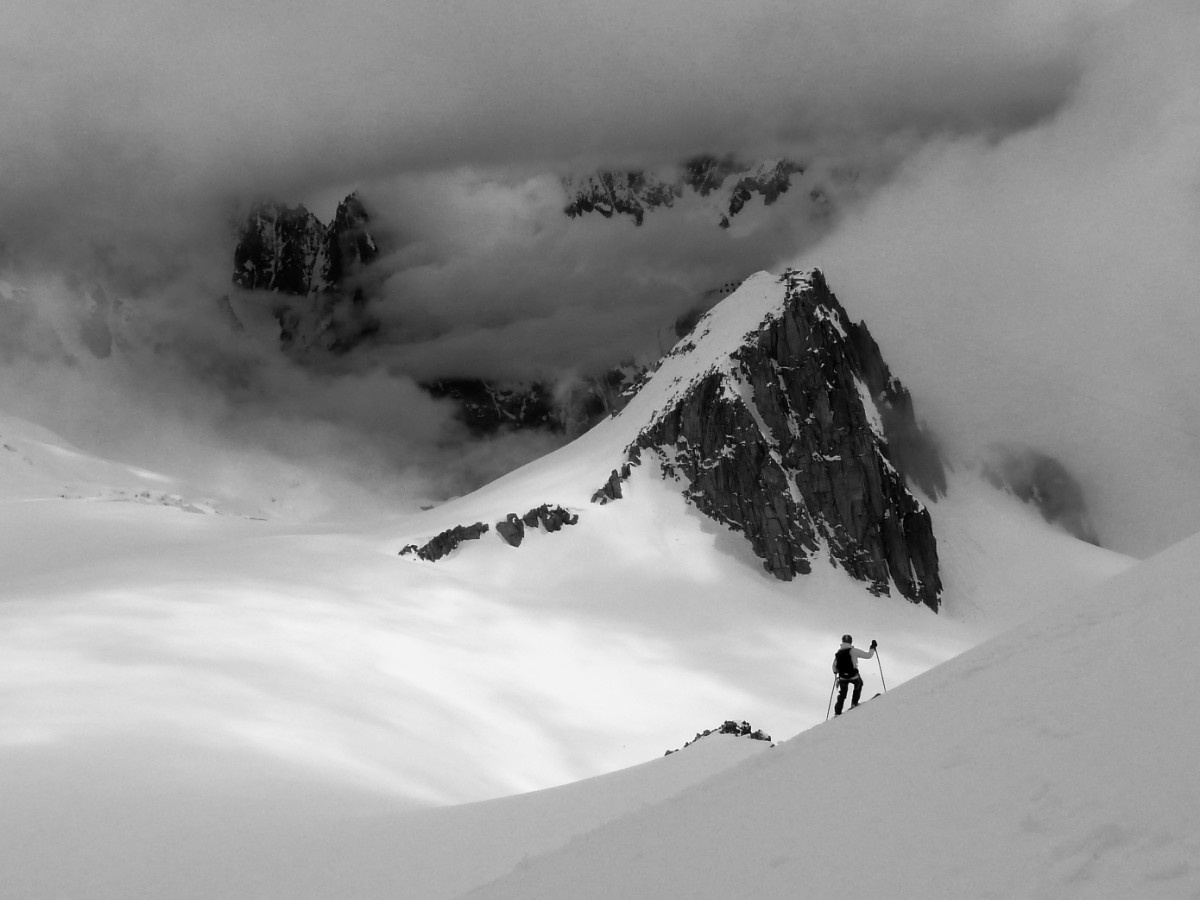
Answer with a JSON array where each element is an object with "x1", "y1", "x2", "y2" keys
[{"x1": 834, "y1": 647, "x2": 857, "y2": 678}]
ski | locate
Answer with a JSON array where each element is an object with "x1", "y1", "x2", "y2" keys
[{"x1": 834, "y1": 693, "x2": 882, "y2": 717}]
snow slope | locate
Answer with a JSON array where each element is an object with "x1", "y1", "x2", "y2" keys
[
  {"x1": 468, "y1": 529, "x2": 1200, "y2": 899},
  {"x1": 0, "y1": 271, "x2": 1134, "y2": 896},
  {"x1": 1, "y1": 728, "x2": 769, "y2": 900}
]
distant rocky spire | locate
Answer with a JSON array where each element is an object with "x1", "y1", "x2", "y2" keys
[{"x1": 231, "y1": 193, "x2": 380, "y2": 353}]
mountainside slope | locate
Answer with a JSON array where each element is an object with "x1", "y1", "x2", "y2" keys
[{"x1": 468, "y1": 529, "x2": 1200, "y2": 899}]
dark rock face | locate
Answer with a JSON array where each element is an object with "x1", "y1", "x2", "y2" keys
[
  {"x1": 496, "y1": 514, "x2": 525, "y2": 547},
  {"x1": 563, "y1": 156, "x2": 805, "y2": 229},
  {"x1": 622, "y1": 268, "x2": 943, "y2": 610},
  {"x1": 400, "y1": 522, "x2": 490, "y2": 561},
  {"x1": 521, "y1": 504, "x2": 579, "y2": 532},
  {"x1": 983, "y1": 446, "x2": 1099, "y2": 544},
  {"x1": 423, "y1": 380, "x2": 560, "y2": 435},
  {"x1": 561, "y1": 171, "x2": 680, "y2": 226},
  {"x1": 495, "y1": 505, "x2": 581, "y2": 547},
  {"x1": 591, "y1": 466, "x2": 631, "y2": 505},
  {"x1": 845, "y1": 321, "x2": 947, "y2": 501},
  {"x1": 232, "y1": 193, "x2": 380, "y2": 353}
]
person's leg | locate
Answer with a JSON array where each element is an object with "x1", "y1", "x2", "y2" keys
[
  {"x1": 834, "y1": 679, "x2": 849, "y2": 715},
  {"x1": 851, "y1": 676, "x2": 864, "y2": 707}
]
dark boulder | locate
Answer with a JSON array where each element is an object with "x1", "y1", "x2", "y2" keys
[
  {"x1": 495, "y1": 514, "x2": 526, "y2": 547},
  {"x1": 400, "y1": 522, "x2": 490, "y2": 561},
  {"x1": 591, "y1": 466, "x2": 632, "y2": 505}
]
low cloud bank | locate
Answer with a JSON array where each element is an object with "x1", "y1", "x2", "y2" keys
[
  {"x1": 8, "y1": 0, "x2": 1192, "y2": 552},
  {"x1": 791, "y1": 0, "x2": 1200, "y2": 554}
]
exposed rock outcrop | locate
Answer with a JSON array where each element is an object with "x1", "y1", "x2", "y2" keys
[
  {"x1": 400, "y1": 522, "x2": 490, "y2": 561},
  {"x1": 591, "y1": 465, "x2": 632, "y2": 505},
  {"x1": 407, "y1": 505, "x2": 581, "y2": 556},
  {"x1": 522, "y1": 504, "x2": 579, "y2": 532},
  {"x1": 563, "y1": 156, "x2": 805, "y2": 228},
  {"x1": 495, "y1": 505, "x2": 580, "y2": 547}
]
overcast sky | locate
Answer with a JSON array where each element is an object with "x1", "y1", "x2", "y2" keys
[{"x1": 2, "y1": 0, "x2": 1197, "y2": 554}]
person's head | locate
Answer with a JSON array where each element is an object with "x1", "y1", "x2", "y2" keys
[{"x1": 841, "y1": 633, "x2": 853, "y2": 647}]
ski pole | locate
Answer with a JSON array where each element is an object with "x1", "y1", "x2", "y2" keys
[
  {"x1": 876, "y1": 650, "x2": 888, "y2": 692},
  {"x1": 825, "y1": 676, "x2": 838, "y2": 721}
]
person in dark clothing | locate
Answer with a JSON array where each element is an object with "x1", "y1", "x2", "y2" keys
[{"x1": 833, "y1": 634, "x2": 877, "y2": 715}]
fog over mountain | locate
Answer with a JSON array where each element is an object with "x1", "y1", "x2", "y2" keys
[{"x1": 2, "y1": 0, "x2": 1196, "y2": 554}]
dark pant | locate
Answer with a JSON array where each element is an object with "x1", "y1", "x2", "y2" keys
[{"x1": 835, "y1": 675, "x2": 863, "y2": 714}]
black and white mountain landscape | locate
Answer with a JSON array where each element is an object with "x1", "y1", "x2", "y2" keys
[{"x1": 2, "y1": 1, "x2": 1200, "y2": 897}]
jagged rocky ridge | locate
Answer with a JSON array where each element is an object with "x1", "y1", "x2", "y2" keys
[
  {"x1": 400, "y1": 505, "x2": 579, "y2": 561},
  {"x1": 400, "y1": 268, "x2": 946, "y2": 612},
  {"x1": 232, "y1": 193, "x2": 380, "y2": 353},
  {"x1": 563, "y1": 156, "x2": 805, "y2": 228}
]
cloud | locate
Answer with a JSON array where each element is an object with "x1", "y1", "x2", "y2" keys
[
  {"x1": 354, "y1": 167, "x2": 851, "y2": 381},
  {"x1": 5, "y1": 0, "x2": 1185, "y2": 542},
  {"x1": 789, "y1": 0, "x2": 1200, "y2": 555}
]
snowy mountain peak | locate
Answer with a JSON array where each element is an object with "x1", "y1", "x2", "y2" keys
[
  {"x1": 402, "y1": 268, "x2": 945, "y2": 610},
  {"x1": 615, "y1": 267, "x2": 943, "y2": 608}
]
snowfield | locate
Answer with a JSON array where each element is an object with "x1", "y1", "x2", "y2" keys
[{"x1": 468, "y1": 529, "x2": 1200, "y2": 900}]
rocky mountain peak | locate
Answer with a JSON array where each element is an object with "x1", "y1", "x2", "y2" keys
[{"x1": 611, "y1": 268, "x2": 944, "y2": 609}]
